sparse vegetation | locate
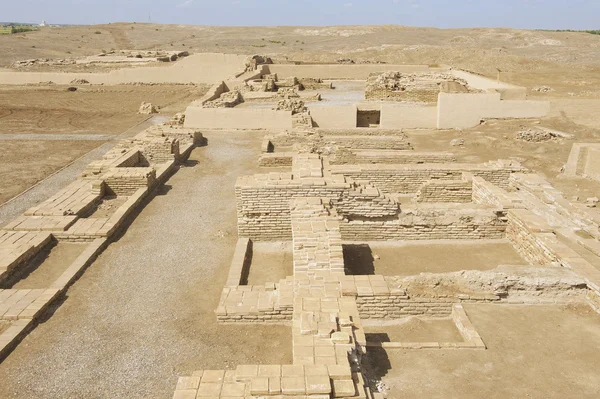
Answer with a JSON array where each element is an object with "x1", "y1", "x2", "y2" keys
[
  {"x1": 94, "y1": 31, "x2": 102, "y2": 34},
  {"x1": 269, "y1": 40, "x2": 282, "y2": 44},
  {"x1": 541, "y1": 29, "x2": 600, "y2": 35},
  {"x1": 0, "y1": 25, "x2": 38, "y2": 34}
]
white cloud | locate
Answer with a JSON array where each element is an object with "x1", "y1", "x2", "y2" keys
[
  {"x1": 176, "y1": 0, "x2": 194, "y2": 8},
  {"x1": 344, "y1": 2, "x2": 353, "y2": 7}
]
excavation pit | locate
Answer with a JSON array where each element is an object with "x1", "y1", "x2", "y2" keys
[
  {"x1": 0, "y1": 240, "x2": 88, "y2": 290},
  {"x1": 343, "y1": 239, "x2": 528, "y2": 276}
]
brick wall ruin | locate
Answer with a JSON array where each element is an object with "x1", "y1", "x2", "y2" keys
[
  {"x1": 330, "y1": 160, "x2": 523, "y2": 194},
  {"x1": 415, "y1": 179, "x2": 473, "y2": 203},
  {"x1": 365, "y1": 72, "x2": 471, "y2": 103}
]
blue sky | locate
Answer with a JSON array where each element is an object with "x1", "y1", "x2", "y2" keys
[{"x1": 1, "y1": 0, "x2": 598, "y2": 29}]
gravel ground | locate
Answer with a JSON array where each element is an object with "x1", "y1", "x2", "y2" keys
[{"x1": 0, "y1": 131, "x2": 292, "y2": 398}]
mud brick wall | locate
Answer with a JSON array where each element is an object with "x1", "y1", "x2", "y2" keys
[
  {"x1": 258, "y1": 153, "x2": 294, "y2": 167},
  {"x1": 365, "y1": 87, "x2": 439, "y2": 103},
  {"x1": 104, "y1": 168, "x2": 157, "y2": 196},
  {"x1": 317, "y1": 129, "x2": 409, "y2": 137},
  {"x1": 299, "y1": 78, "x2": 333, "y2": 90},
  {"x1": 505, "y1": 210, "x2": 557, "y2": 266},
  {"x1": 324, "y1": 136, "x2": 411, "y2": 151},
  {"x1": 141, "y1": 138, "x2": 179, "y2": 164},
  {"x1": 356, "y1": 295, "x2": 454, "y2": 318},
  {"x1": 472, "y1": 176, "x2": 508, "y2": 207},
  {"x1": 236, "y1": 177, "x2": 346, "y2": 240},
  {"x1": 215, "y1": 285, "x2": 293, "y2": 323},
  {"x1": 114, "y1": 150, "x2": 142, "y2": 168},
  {"x1": 329, "y1": 151, "x2": 456, "y2": 165},
  {"x1": 330, "y1": 162, "x2": 519, "y2": 194},
  {"x1": 235, "y1": 175, "x2": 398, "y2": 241},
  {"x1": 415, "y1": 180, "x2": 472, "y2": 203},
  {"x1": 339, "y1": 209, "x2": 507, "y2": 241}
]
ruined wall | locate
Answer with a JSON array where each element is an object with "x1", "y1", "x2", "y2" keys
[
  {"x1": 339, "y1": 209, "x2": 507, "y2": 241},
  {"x1": 235, "y1": 175, "x2": 398, "y2": 241},
  {"x1": 258, "y1": 153, "x2": 294, "y2": 167},
  {"x1": 316, "y1": 128, "x2": 408, "y2": 137},
  {"x1": 216, "y1": 285, "x2": 293, "y2": 323},
  {"x1": 415, "y1": 180, "x2": 472, "y2": 203},
  {"x1": 103, "y1": 168, "x2": 157, "y2": 196},
  {"x1": 505, "y1": 209, "x2": 559, "y2": 266},
  {"x1": 329, "y1": 151, "x2": 455, "y2": 165},
  {"x1": 265, "y1": 64, "x2": 433, "y2": 80},
  {"x1": 139, "y1": 138, "x2": 179, "y2": 164},
  {"x1": 330, "y1": 162, "x2": 520, "y2": 194},
  {"x1": 356, "y1": 295, "x2": 455, "y2": 318}
]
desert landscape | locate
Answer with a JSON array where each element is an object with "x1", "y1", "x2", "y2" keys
[{"x1": 0, "y1": 22, "x2": 599, "y2": 399}]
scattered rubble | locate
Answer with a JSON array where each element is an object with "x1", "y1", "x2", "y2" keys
[
  {"x1": 366, "y1": 72, "x2": 472, "y2": 102},
  {"x1": 164, "y1": 112, "x2": 185, "y2": 126},
  {"x1": 138, "y1": 102, "x2": 159, "y2": 114},
  {"x1": 274, "y1": 98, "x2": 307, "y2": 114},
  {"x1": 450, "y1": 138, "x2": 465, "y2": 147},
  {"x1": 203, "y1": 90, "x2": 243, "y2": 108},
  {"x1": 516, "y1": 126, "x2": 556, "y2": 142},
  {"x1": 70, "y1": 79, "x2": 90, "y2": 85},
  {"x1": 533, "y1": 86, "x2": 554, "y2": 93}
]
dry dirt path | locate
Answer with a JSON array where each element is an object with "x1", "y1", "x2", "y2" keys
[{"x1": 0, "y1": 131, "x2": 292, "y2": 398}]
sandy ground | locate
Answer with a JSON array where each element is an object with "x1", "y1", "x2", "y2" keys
[
  {"x1": 0, "y1": 84, "x2": 207, "y2": 205},
  {"x1": 4, "y1": 242, "x2": 88, "y2": 290},
  {"x1": 2, "y1": 25, "x2": 600, "y2": 90},
  {"x1": 0, "y1": 139, "x2": 102, "y2": 204},
  {"x1": 343, "y1": 240, "x2": 527, "y2": 276},
  {"x1": 85, "y1": 196, "x2": 128, "y2": 219},
  {"x1": 0, "y1": 131, "x2": 292, "y2": 399},
  {"x1": 365, "y1": 304, "x2": 600, "y2": 398},
  {"x1": 406, "y1": 112, "x2": 600, "y2": 201},
  {"x1": 364, "y1": 317, "x2": 463, "y2": 343},
  {"x1": 247, "y1": 241, "x2": 294, "y2": 285}
]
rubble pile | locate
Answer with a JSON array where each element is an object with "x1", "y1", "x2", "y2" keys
[
  {"x1": 274, "y1": 98, "x2": 307, "y2": 114},
  {"x1": 138, "y1": 102, "x2": 159, "y2": 115},
  {"x1": 203, "y1": 90, "x2": 242, "y2": 108},
  {"x1": 516, "y1": 127, "x2": 557, "y2": 142}
]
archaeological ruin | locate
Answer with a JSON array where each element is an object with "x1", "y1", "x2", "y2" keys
[{"x1": 0, "y1": 52, "x2": 599, "y2": 399}]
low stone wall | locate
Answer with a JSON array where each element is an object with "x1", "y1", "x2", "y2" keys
[
  {"x1": 415, "y1": 180, "x2": 472, "y2": 203},
  {"x1": 316, "y1": 128, "x2": 408, "y2": 137},
  {"x1": 258, "y1": 153, "x2": 294, "y2": 167},
  {"x1": 325, "y1": 136, "x2": 411, "y2": 151},
  {"x1": 82, "y1": 148, "x2": 142, "y2": 178},
  {"x1": 505, "y1": 209, "x2": 559, "y2": 266},
  {"x1": 103, "y1": 167, "x2": 157, "y2": 196},
  {"x1": 471, "y1": 175, "x2": 517, "y2": 208},
  {"x1": 216, "y1": 285, "x2": 293, "y2": 323},
  {"x1": 356, "y1": 295, "x2": 455, "y2": 319}
]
